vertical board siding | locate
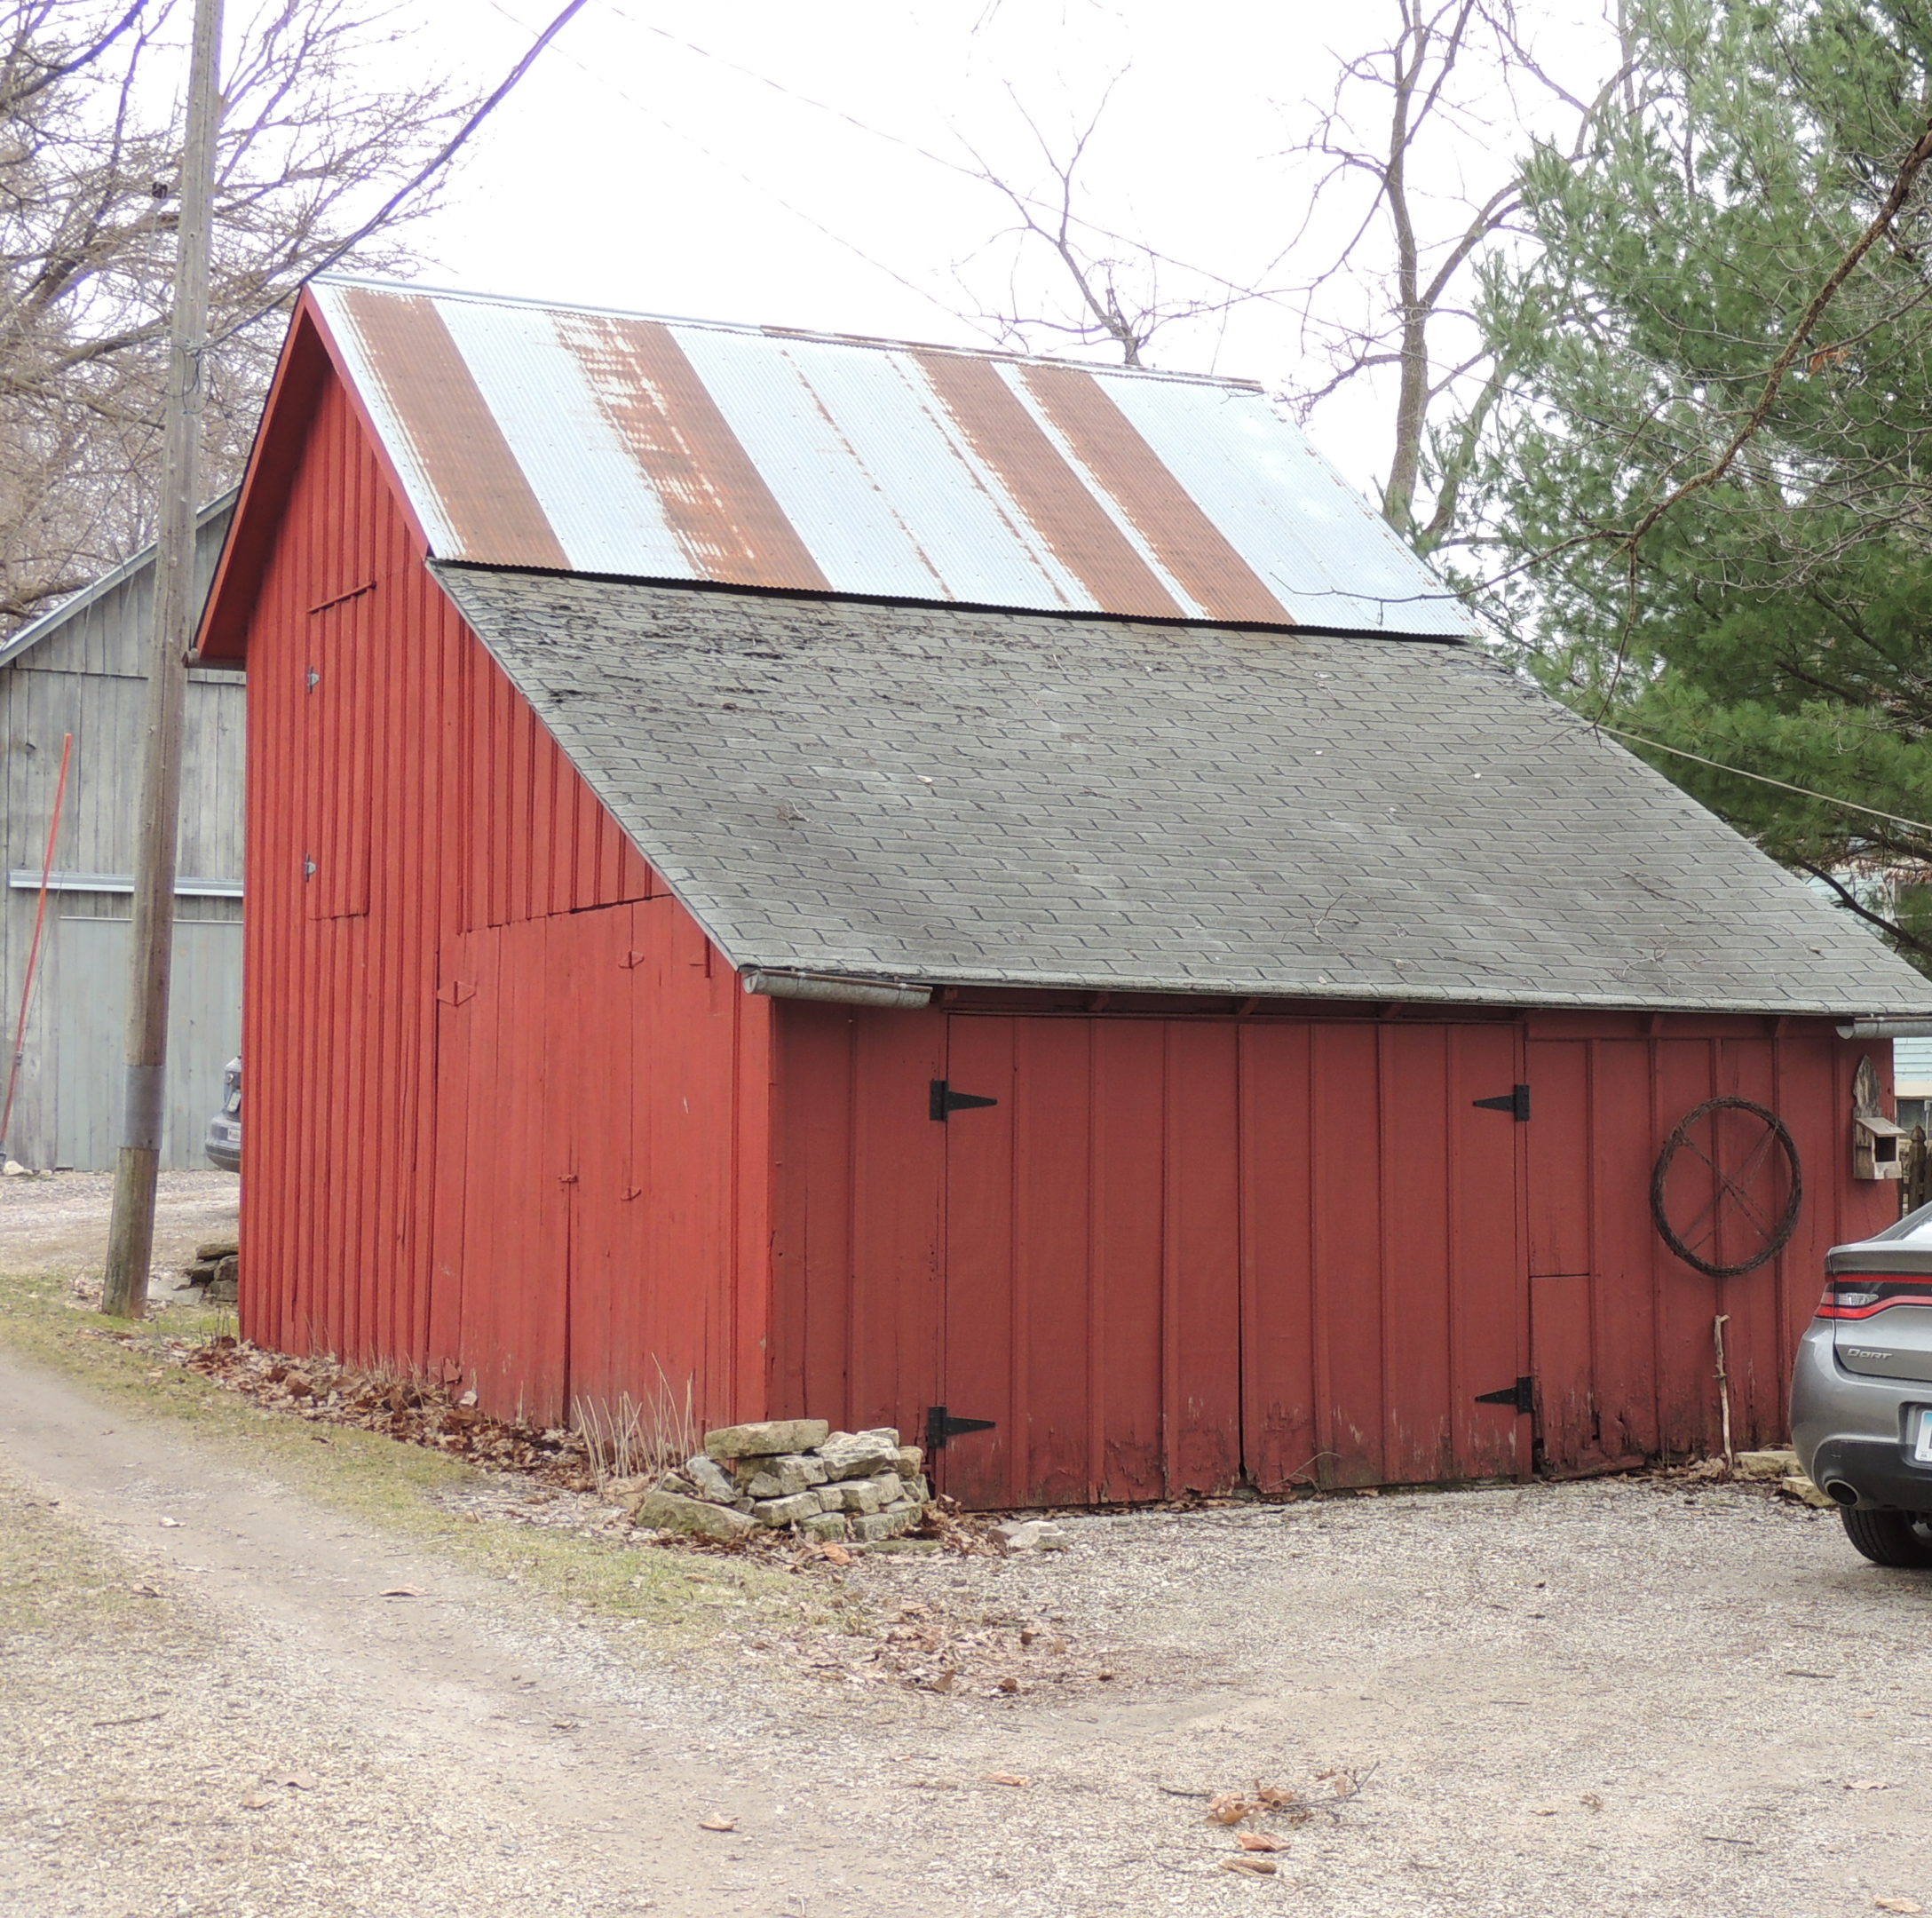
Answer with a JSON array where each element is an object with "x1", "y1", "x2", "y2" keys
[
  {"x1": 776, "y1": 1004, "x2": 1876, "y2": 1508},
  {"x1": 1523, "y1": 1017, "x2": 1892, "y2": 1473},
  {"x1": 772, "y1": 1008, "x2": 1530, "y2": 1508},
  {"x1": 241, "y1": 369, "x2": 749, "y2": 1425},
  {"x1": 0, "y1": 498, "x2": 243, "y2": 1167}
]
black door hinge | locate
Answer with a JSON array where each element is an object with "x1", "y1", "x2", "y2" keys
[
  {"x1": 1476, "y1": 1376, "x2": 1535, "y2": 1415},
  {"x1": 926, "y1": 1405, "x2": 996, "y2": 1450},
  {"x1": 1472, "y1": 1083, "x2": 1532, "y2": 1121},
  {"x1": 930, "y1": 1079, "x2": 999, "y2": 1121}
]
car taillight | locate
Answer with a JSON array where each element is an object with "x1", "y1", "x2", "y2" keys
[{"x1": 1817, "y1": 1274, "x2": 1932, "y2": 1320}]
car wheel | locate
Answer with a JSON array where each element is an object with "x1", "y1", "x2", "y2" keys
[{"x1": 1841, "y1": 1507, "x2": 1932, "y2": 1568}]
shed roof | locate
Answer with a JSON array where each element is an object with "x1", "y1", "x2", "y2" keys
[
  {"x1": 0, "y1": 493, "x2": 236, "y2": 670},
  {"x1": 435, "y1": 565, "x2": 1932, "y2": 1018},
  {"x1": 307, "y1": 276, "x2": 1469, "y2": 638}
]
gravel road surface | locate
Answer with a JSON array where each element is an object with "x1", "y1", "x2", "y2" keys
[{"x1": 3, "y1": 1172, "x2": 1928, "y2": 1914}]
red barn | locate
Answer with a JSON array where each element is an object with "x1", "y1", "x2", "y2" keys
[{"x1": 197, "y1": 277, "x2": 1932, "y2": 1507}]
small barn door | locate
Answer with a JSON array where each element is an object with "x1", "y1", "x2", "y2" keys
[
  {"x1": 932, "y1": 1014, "x2": 1240, "y2": 1509},
  {"x1": 1239, "y1": 1018, "x2": 1530, "y2": 1490},
  {"x1": 932, "y1": 1012, "x2": 1530, "y2": 1510}
]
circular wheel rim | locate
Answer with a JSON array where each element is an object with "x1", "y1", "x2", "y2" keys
[{"x1": 1650, "y1": 1096, "x2": 1803, "y2": 1278}]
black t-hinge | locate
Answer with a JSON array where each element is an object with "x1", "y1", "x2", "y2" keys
[
  {"x1": 1472, "y1": 1084, "x2": 1532, "y2": 1121},
  {"x1": 926, "y1": 1406, "x2": 997, "y2": 1450},
  {"x1": 930, "y1": 1080, "x2": 999, "y2": 1121},
  {"x1": 1475, "y1": 1376, "x2": 1535, "y2": 1415}
]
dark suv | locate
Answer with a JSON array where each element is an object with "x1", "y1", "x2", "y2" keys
[{"x1": 1792, "y1": 1200, "x2": 1932, "y2": 1567}]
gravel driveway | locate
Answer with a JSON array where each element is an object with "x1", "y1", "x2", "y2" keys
[{"x1": 3, "y1": 1172, "x2": 1928, "y2": 1914}]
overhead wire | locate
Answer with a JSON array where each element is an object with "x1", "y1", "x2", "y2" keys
[
  {"x1": 1597, "y1": 723, "x2": 1932, "y2": 837},
  {"x1": 597, "y1": 3, "x2": 1287, "y2": 304},
  {"x1": 479, "y1": 0, "x2": 967, "y2": 322}
]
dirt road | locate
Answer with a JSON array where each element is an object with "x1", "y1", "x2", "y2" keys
[{"x1": 3, "y1": 1173, "x2": 1929, "y2": 1914}]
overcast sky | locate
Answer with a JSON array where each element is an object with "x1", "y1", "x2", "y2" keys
[{"x1": 337, "y1": 1, "x2": 1613, "y2": 496}]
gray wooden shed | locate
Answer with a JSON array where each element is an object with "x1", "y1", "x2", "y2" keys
[{"x1": 0, "y1": 497, "x2": 242, "y2": 1169}]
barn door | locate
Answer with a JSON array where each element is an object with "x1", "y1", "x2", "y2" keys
[{"x1": 934, "y1": 1015, "x2": 1242, "y2": 1510}]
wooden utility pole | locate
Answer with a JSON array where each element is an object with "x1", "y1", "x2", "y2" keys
[{"x1": 101, "y1": 0, "x2": 225, "y2": 1318}]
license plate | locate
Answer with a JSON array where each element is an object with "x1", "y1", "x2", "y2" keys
[{"x1": 1915, "y1": 1409, "x2": 1932, "y2": 1463}]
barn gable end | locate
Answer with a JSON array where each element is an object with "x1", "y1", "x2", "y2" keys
[{"x1": 232, "y1": 346, "x2": 771, "y2": 1425}]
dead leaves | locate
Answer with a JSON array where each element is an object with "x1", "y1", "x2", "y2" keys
[
  {"x1": 184, "y1": 1336, "x2": 592, "y2": 1486},
  {"x1": 1875, "y1": 1899, "x2": 1923, "y2": 1914},
  {"x1": 377, "y1": 1584, "x2": 426, "y2": 1598},
  {"x1": 1192, "y1": 1769, "x2": 1370, "y2": 1872},
  {"x1": 1846, "y1": 1779, "x2": 1894, "y2": 1792},
  {"x1": 845, "y1": 1600, "x2": 1100, "y2": 1698},
  {"x1": 1207, "y1": 1774, "x2": 1359, "y2": 1828},
  {"x1": 697, "y1": 1814, "x2": 737, "y2": 1833},
  {"x1": 981, "y1": 1772, "x2": 1031, "y2": 1787}
]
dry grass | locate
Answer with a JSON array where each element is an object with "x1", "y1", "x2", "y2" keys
[{"x1": 571, "y1": 1363, "x2": 699, "y2": 1494}]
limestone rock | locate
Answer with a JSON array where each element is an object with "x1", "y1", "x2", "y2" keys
[
  {"x1": 1781, "y1": 1474, "x2": 1834, "y2": 1509},
  {"x1": 636, "y1": 1489, "x2": 756, "y2": 1541},
  {"x1": 1735, "y1": 1447, "x2": 1799, "y2": 1481},
  {"x1": 195, "y1": 1238, "x2": 240, "y2": 1262},
  {"x1": 820, "y1": 1478, "x2": 886, "y2": 1516},
  {"x1": 800, "y1": 1510, "x2": 851, "y2": 1542},
  {"x1": 851, "y1": 1506, "x2": 919, "y2": 1542},
  {"x1": 704, "y1": 1419, "x2": 830, "y2": 1461},
  {"x1": 751, "y1": 1490, "x2": 825, "y2": 1526},
  {"x1": 893, "y1": 1446, "x2": 925, "y2": 1478},
  {"x1": 817, "y1": 1430, "x2": 901, "y2": 1480},
  {"x1": 684, "y1": 1454, "x2": 740, "y2": 1503},
  {"x1": 996, "y1": 1519, "x2": 1071, "y2": 1552},
  {"x1": 738, "y1": 1453, "x2": 830, "y2": 1499}
]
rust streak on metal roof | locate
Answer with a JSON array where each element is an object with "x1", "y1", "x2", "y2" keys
[
  {"x1": 563, "y1": 314, "x2": 831, "y2": 591},
  {"x1": 912, "y1": 350, "x2": 1184, "y2": 620},
  {"x1": 338, "y1": 287, "x2": 568, "y2": 570},
  {"x1": 1018, "y1": 364, "x2": 1292, "y2": 626}
]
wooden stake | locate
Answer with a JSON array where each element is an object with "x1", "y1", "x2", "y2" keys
[
  {"x1": 1713, "y1": 1312, "x2": 1734, "y2": 1474},
  {"x1": 101, "y1": 0, "x2": 224, "y2": 1318}
]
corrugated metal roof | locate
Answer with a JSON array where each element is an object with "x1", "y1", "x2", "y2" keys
[{"x1": 308, "y1": 277, "x2": 1472, "y2": 638}]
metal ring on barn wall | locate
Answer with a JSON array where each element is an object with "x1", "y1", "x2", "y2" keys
[{"x1": 1650, "y1": 1096, "x2": 1804, "y2": 1279}]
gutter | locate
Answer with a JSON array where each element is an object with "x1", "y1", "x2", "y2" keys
[
  {"x1": 1838, "y1": 1020, "x2": 1932, "y2": 1039},
  {"x1": 740, "y1": 969, "x2": 932, "y2": 1010}
]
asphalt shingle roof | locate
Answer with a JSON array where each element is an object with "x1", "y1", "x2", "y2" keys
[{"x1": 434, "y1": 564, "x2": 1932, "y2": 1017}]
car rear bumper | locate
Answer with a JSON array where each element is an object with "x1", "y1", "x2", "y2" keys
[
  {"x1": 1792, "y1": 1324, "x2": 1932, "y2": 1511},
  {"x1": 1805, "y1": 1437, "x2": 1932, "y2": 1513}
]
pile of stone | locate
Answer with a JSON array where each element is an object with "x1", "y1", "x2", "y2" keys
[
  {"x1": 626, "y1": 1418, "x2": 930, "y2": 1545},
  {"x1": 180, "y1": 1239, "x2": 239, "y2": 1303}
]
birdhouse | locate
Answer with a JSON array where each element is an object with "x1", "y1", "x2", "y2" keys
[
  {"x1": 1856, "y1": 1110, "x2": 1905, "y2": 1180},
  {"x1": 1853, "y1": 1054, "x2": 1904, "y2": 1179}
]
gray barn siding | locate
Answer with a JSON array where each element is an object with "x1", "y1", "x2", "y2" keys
[{"x1": 0, "y1": 503, "x2": 243, "y2": 1169}]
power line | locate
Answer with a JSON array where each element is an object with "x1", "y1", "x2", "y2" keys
[
  {"x1": 599, "y1": 4, "x2": 1281, "y2": 304},
  {"x1": 1599, "y1": 723, "x2": 1932, "y2": 837},
  {"x1": 480, "y1": 0, "x2": 967, "y2": 322}
]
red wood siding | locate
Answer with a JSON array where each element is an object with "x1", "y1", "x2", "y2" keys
[
  {"x1": 771, "y1": 1006, "x2": 1532, "y2": 1507},
  {"x1": 239, "y1": 368, "x2": 767, "y2": 1428},
  {"x1": 1523, "y1": 1013, "x2": 1891, "y2": 1474},
  {"x1": 773, "y1": 1002, "x2": 1885, "y2": 1507}
]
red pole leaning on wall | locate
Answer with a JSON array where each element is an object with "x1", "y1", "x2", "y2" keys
[{"x1": 0, "y1": 730, "x2": 74, "y2": 1163}]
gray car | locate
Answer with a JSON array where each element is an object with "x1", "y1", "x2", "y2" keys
[
  {"x1": 204, "y1": 1057, "x2": 241, "y2": 1173},
  {"x1": 1792, "y1": 1199, "x2": 1932, "y2": 1567}
]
